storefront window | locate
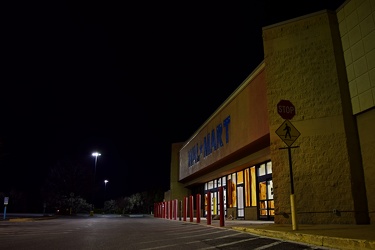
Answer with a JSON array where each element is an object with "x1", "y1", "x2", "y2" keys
[
  {"x1": 266, "y1": 161, "x2": 272, "y2": 174},
  {"x1": 204, "y1": 161, "x2": 271, "y2": 219},
  {"x1": 258, "y1": 161, "x2": 273, "y2": 219},
  {"x1": 259, "y1": 181, "x2": 267, "y2": 215},
  {"x1": 251, "y1": 167, "x2": 256, "y2": 206},
  {"x1": 258, "y1": 163, "x2": 266, "y2": 176},
  {"x1": 227, "y1": 175, "x2": 232, "y2": 208},
  {"x1": 231, "y1": 173, "x2": 236, "y2": 207},
  {"x1": 245, "y1": 169, "x2": 250, "y2": 207},
  {"x1": 237, "y1": 171, "x2": 243, "y2": 184}
]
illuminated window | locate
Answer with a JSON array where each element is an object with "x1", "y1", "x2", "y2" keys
[
  {"x1": 245, "y1": 169, "x2": 250, "y2": 207},
  {"x1": 237, "y1": 171, "x2": 243, "y2": 184},
  {"x1": 258, "y1": 161, "x2": 274, "y2": 219},
  {"x1": 266, "y1": 161, "x2": 272, "y2": 174},
  {"x1": 231, "y1": 173, "x2": 236, "y2": 207},
  {"x1": 251, "y1": 167, "x2": 256, "y2": 206},
  {"x1": 227, "y1": 175, "x2": 233, "y2": 208},
  {"x1": 259, "y1": 181, "x2": 267, "y2": 215},
  {"x1": 258, "y1": 163, "x2": 266, "y2": 176}
]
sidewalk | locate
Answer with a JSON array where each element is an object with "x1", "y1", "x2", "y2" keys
[{"x1": 199, "y1": 218, "x2": 375, "y2": 250}]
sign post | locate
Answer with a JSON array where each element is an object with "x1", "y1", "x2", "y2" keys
[
  {"x1": 276, "y1": 100, "x2": 299, "y2": 230},
  {"x1": 3, "y1": 197, "x2": 9, "y2": 220}
]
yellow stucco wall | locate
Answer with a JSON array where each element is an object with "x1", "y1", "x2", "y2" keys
[{"x1": 263, "y1": 10, "x2": 368, "y2": 224}]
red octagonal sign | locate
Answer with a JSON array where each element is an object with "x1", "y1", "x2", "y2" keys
[{"x1": 277, "y1": 100, "x2": 295, "y2": 120}]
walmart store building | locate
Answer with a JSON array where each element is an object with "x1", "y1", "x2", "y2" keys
[{"x1": 165, "y1": 0, "x2": 375, "y2": 225}]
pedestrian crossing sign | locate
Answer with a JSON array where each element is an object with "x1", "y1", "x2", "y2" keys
[{"x1": 276, "y1": 120, "x2": 301, "y2": 147}]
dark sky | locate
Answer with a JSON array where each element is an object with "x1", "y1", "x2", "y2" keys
[{"x1": 1, "y1": 1, "x2": 346, "y2": 201}]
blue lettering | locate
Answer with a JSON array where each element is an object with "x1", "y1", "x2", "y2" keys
[
  {"x1": 223, "y1": 116, "x2": 231, "y2": 144},
  {"x1": 216, "y1": 124, "x2": 223, "y2": 148},
  {"x1": 204, "y1": 133, "x2": 211, "y2": 157},
  {"x1": 211, "y1": 129, "x2": 217, "y2": 151},
  {"x1": 187, "y1": 115, "x2": 230, "y2": 167}
]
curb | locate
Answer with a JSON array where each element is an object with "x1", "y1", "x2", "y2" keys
[
  {"x1": 8, "y1": 216, "x2": 57, "y2": 222},
  {"x1": 231, "y1": 227, "x2": 375, "y2": 250}
]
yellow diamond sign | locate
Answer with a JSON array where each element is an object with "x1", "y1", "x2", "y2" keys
[{"x1": 276, "y1": 120, "x2": 301, "y2": 147}]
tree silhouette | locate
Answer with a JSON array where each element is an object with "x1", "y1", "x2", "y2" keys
[{"x1": 41, "y1": 159, "x2": 92, "y2": 213}]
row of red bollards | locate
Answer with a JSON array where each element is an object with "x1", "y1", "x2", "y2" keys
[{"x1": 153, "y1": 187, "x2": 225, "y2": 227}]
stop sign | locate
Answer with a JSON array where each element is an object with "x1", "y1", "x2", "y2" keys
[{"x1": 277, "y1": 100, "x2": 295, "y2": 120}]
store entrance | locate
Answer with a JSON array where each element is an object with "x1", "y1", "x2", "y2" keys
[
  {"x1": 257, "y1": 161, "x2": 274, "y2": 221},
  {"x1": 258, "y1": 178, "x2": 274, "y2": 220},
  {"x1": 237, "y1": 184, "x2": 244, "y2": 218}
]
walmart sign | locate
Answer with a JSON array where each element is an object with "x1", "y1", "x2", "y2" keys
[{"x1": 188, "y1": 115, "x2": 230, "y2": 167}]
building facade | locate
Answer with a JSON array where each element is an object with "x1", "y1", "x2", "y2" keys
[{"x1": 167, "y1": 0, "x2": 375, "y2": 225}]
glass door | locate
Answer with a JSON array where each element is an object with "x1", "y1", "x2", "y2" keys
[
  {"x1": 258, "y1": 161, "x2": 274, "y2": 220},
  {"x1": 237, "y1": 185, "x2": 244, "y2": 218}
]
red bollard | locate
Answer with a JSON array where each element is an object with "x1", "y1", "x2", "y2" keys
[
  {"x1": 163, "y1": 201, "x2": 166, "y2": 219},
  {"x1": 166, "y1": 201, "x2": 169, "y2": 219},
  {"x1": 174, "y1": 199, "x2": 178, "y2": 220},
  {"x1": 196, "y1": 194, "x2": 201, "y2": 223},
  {"x1": 183, "y1": 197, "x2": 187, "y2": 221},
  {"x1": 189, "y1": 195, "x2": 194, "y2": 222},
  {"x1": 207, "y1": 192, "x2": 211, "y2": 225},
  {"x1": 169, "y1": 200, "x2": 172, "y2": 220},
  {"x1": 219, "y1": 186, "x2": 225, "y2": 227}
]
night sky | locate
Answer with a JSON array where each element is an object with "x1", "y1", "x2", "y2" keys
[{"x1": 1, "y1": 1, "x2": 346, "y2": 207}]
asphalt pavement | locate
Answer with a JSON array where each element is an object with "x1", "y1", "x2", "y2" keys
[{"x1": 2, "y1": 213, "x2": 374, "y2": 250}]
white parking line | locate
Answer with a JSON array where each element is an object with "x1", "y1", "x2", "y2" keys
[
  {"x1": 252, "y1": 241, "x2": 283, "y2": 249},
  {"x1": 198, "y1": 237, "x2": 260, "y2": 249}
]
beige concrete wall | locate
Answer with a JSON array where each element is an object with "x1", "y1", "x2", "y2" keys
[
  {"x1": 337, "y1": 0, "x2": 375, "y2": 114},
  {"x1": 245, "y1": 207, "x2": 258, "y2": 220},
  {"x1": 263, "y1": 10, "x2": 368, "y2": 224},
  {"x1": 337, "y1": 0, "x2": 375, "y2": 224},
  {"x1": 169, "y1": 142, "x2": 190, "y2": 201},
  {"x1": 357, "y1": 108, "x2": 375, "y2": 223}
]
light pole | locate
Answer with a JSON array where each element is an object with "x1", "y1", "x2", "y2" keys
[
  {"x1": 92, "y1": 152, "x2": 101, "y2": 176},
  {"x1": 103, "y1": 180, "x2": 109, "y2": 214},
  {"x1": 91, "y1": 152, "x2": 101, "y2": 215}
]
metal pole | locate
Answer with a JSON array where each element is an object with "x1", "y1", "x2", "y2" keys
[
  {"x1": 279, "y1": 146, "x2": 299, "y2": 230},
  {"x1": 288, "y1": 146, "x2": 298, "y2": 230},
  {"x1": 288, "y1": 147, "x2": 294, "y2": 194},
  {"x1": 3, "y1": 205, "x2": 7, "y2": 220}
]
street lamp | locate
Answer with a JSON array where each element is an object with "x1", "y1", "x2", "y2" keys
[
  {"x1": 90, "y1": 152, "x2": 101, "y2": 215},
  {"x1": 103, "y1": 180, "x2": 109, "y2": 214},
  {"x1": 92, "y1": 152, "x2": 101, "y2": 176}
]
